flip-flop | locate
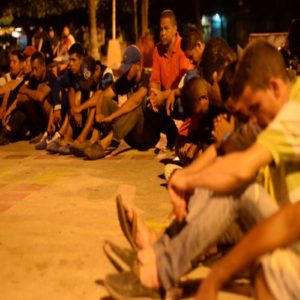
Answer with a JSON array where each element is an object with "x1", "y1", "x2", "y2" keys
[
  {"x1": 116, "y1": 194, "x2": 138, "y2": 250},
  {"x1": 103, "y1": 240, "x2": 137, "y2": 272}
]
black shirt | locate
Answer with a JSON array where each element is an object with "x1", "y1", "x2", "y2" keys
[{"x1": 112, "y1": 69, "x2": 150, "y2": 96}]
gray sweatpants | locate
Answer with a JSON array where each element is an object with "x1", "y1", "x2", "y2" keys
[{"x1": 153, "y1": 182, "x2": 279, "y2": 289}]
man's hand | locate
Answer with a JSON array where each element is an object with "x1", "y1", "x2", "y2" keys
[
  {"x1": 0, "y1": 107, "x2": 6, "y2": 120},
  {"x1": 101, "y1": 115, "x2": 113, "y2": 124},
  {"x1": 18, "y1": 84, "x2": 29, "y2": 95},
  {"x1": 149, "y1": 88, "x2": 164, "y2": 112},
  {"x1": 72, "y1": 105, "x2": 82, "y2": 114},
  {"x1": 212, "y1": 114, "x2": 235, "y2": 146},
  {"x1": 168, "y1": 170, "x2": 193, "y2": 222},
  {"x1": 73, "y1": 112, "x2": 82, "y2": 127},
  {"x1": 166, "y1": 90, "x2": 176, "y2": 116},
  {"x1": 2, "y1": 111, "x2": 11, "y2": 127},
  {"x1": 195, "y1": 275, "x2": 219, "y2": 300},
  {"x1": 53, "y1": 109, "x2": 62, "y2": 127},
  {"x1": 95, "y1": 113, "x2": 105, "y2": 123}
]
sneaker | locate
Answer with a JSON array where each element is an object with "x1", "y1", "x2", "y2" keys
[
  {"x1": 83, "y1": 142, "x2": 106, "y2": 160},
  {"x1": 104, "y1": 271, "x2": 164, "y2": 300},
  {"x1": 58, "y1": 144, "x2": 71, "y2": 155},
  {"x1": 46, "y1": 131, "x2": 61, "y2": 145},
  {"x1": 164, "y1": 164, "x2": 182, "y2": 181},
  {"x1": 46, "y1": 139, "x2": 61, "y2": 154},
  {"x1": 103, "y1": 240, "x2": 136, "y2": 272},
  {"x1": 103, "y1": 241, "x2": 137, "y2": 272},
  {"x1": 69, "y1": 141, "x2": 92, "y2": 157},
  {"x1": 35, "y1": 132, "x2": 49, "y2": 150},
  {"x1": 29, "y1": 133, "x2": 43, "y2": 144},
  {"x1": 105, "y1": 139, "x2": 120, "y2": 155},
  {"x1": 0, "y1": 132, "x2": 11, "y2": 145}
]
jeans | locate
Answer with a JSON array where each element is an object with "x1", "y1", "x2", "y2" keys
[{"x1": 153, "y1": 182, "x2": 279, "y2": 289}]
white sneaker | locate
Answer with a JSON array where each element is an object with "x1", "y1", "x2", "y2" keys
[
  {"x1": 164, "y1": 163, "x2": 182, "y2": 181},
  {"x1": 46, "y1": 131, "x2": 61, "y2": 145}
]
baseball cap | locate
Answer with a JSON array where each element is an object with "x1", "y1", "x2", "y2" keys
[
  {"x1": 119, "y1": 45, "x2": 142, "y2": 73},
  {"x1": 80, "y1": 56, "x2": 96, "y2": 90}
]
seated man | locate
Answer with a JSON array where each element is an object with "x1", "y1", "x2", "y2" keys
[
  {"x1": 165, "y1": 38, "x2": 236, "y2": 178},
  {"x1": 71, "y1": 45, "x2": 178, "y2": 160},
  {"x1": 0, "y1": 48, "x2": 33, "y2": 144},
  {"x1": 46, "y1": 55, "x2": 99, "y2": 155},
  {"x1": 104, "y1": 40, "x2": 300, "y2": 299},
  {"x1": 3, "y1": 51, "x2": 56, "y2": 143},
  {"x1": 0, "y1": 48, "x2": 33, "y2": 120},
  {"x1": 35, "y1": 42, "x2": 86, "y2": 150}
]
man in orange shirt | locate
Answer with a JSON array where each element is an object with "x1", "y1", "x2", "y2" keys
[{"x1": 150, "y1": 9, "x2": 193, "y2": 110}]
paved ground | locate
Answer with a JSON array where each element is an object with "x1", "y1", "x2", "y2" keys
[{"x1": 0, "y1": 141, "x2": 252, "y2": 300}]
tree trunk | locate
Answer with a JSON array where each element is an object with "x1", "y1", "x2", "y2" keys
[
  {"x1": 195, "y1": 0, "x2": 203, "y2": 32},
  {"x1": 141, "y1": 0, "x2": 148, "y2": 36},
  {"x1": 133, "y1": 0, "x2": 138, "y2": 42},
  {"x1": 88, "y1": 0, "x2": 100, "y2": 59}
]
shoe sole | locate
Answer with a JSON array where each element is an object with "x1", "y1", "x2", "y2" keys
[
  {"x1": 104, "y1": 278, "x2": 160, "y2": 300},
  {"x1": 103, "y1": 241, "x2": 133, "y2": 272},
  {"x1": 116, "y1": 195, "x2": 138, "y2": 251}
]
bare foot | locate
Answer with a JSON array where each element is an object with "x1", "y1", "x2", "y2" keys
[{"x1": 138, "y1": 247, "x2": 160, "y2": 288}]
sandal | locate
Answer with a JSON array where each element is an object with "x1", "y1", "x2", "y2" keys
[
  {"x1": 103, "y1": 240, "x2": 137, "y2": 272},
  {"x1": 116, "y1": 194, "x2": 138, "y2": 250}
]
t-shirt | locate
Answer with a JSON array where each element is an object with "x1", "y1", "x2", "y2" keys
[
  {"x1": 27, "y1": 71, "x2": 56, "y2": 90},
  {"x1": 112, "y1": 69, "x2": 150, "y2": 96},
  {"x1": 150, "y1": 33, "x2": 193, "y2": 90},
  {"x1": 179, "y1": 104, "x2": 227, "y2": 146},
  {"x1": 27, "y1": 70, "x2": 57, "y2": 104},
  {"x1": 256, "y1": 77, "x2": 300, "y2": 204},
  {"x1": 98, "y1": 67, "x2": 114, "y2": 91},
  {"x1": 51, "y1": 69, "x2": 78, "y2": 109}
]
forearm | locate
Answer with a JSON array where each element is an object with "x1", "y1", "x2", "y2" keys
[
  {"x1": 159, "y1": 89, "x2": 172, "y2": 102},
  {"x1": 5, "y1": 99, "x2": 18, "y2": 115},
  {"x1": 185, "y1": 144, "x2": 271, "y2": 193},
  {"x1": 185, "y1": 153, "x2": 254, "y2": 192},
  {"x1": 1, "y1": 91, "x2": 10, "y2": 111},
  {"x1": 182, "y1": 144, "x2": 217, "y2": 175},
  {"x1": 174, "y1": 87, "x2": 181, "y2": 96},
  {"x1": 110, "y1": 95, "x2": 142, "y2": 121},
  {"x1": 80, "y1": 90, "x2": 102, "y2": 111},
  {"x1": 78, "y1": 97, "x2": 97, "y2": 111},
  {"x1": 150, "y1": 81, "x2": 160, "y2": 91},
  {"x1": 68, "y1": 88, "x2": 76, "y2": 109},
  {"x1": 16, "y1": 94, "x2": 30, "y2": 105},
  {"x1": 109, "y1": 87, "x2": 146, "y2": 121},
  {"x1": 22, "y1": 89, "x2": 47, "y2": 102},
  {"x1": 208, "y1": 202, "x2": 300, "y2": 288}
]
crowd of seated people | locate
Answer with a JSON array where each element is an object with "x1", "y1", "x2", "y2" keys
[{"x1": 1, "y1": 10, "x2": 300, "y2": 300}]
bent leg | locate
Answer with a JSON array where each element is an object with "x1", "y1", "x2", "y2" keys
[{"x1": 154, "y1": 188, "x2": 239, "y2": 289}]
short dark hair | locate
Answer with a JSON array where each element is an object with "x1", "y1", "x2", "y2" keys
[
  {"x1": 201, "y1": 37, "x2": 235, "y2": 84},
  {"x1": 219, "y1": 61, "x2": 237, "y2": 103},
  {"x1": 10, "y1": 49, "x2": 26, "y2": 62},
  {"x1": 181, "y1": 76, "x2": 208, "y2": 117},
  {"x1": 160, "y1": 9, "x2": 177, "y2": 26},
  {"x1": 181, "y1": 26, "x2": 204, "y2": 51},
  {"x1": 30, "y1": 51, "x2": 46, "y2": 65},
  {"x1": 68, "y1": 42, "x2": 85, "y2": 58},
  {"x1": 232, "y1": 40, "x2": 289, "y2": 100}
]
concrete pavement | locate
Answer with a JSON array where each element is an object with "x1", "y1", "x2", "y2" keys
[{"x1": 0, "y1": 141, "x2": 252, "y2": 300}]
